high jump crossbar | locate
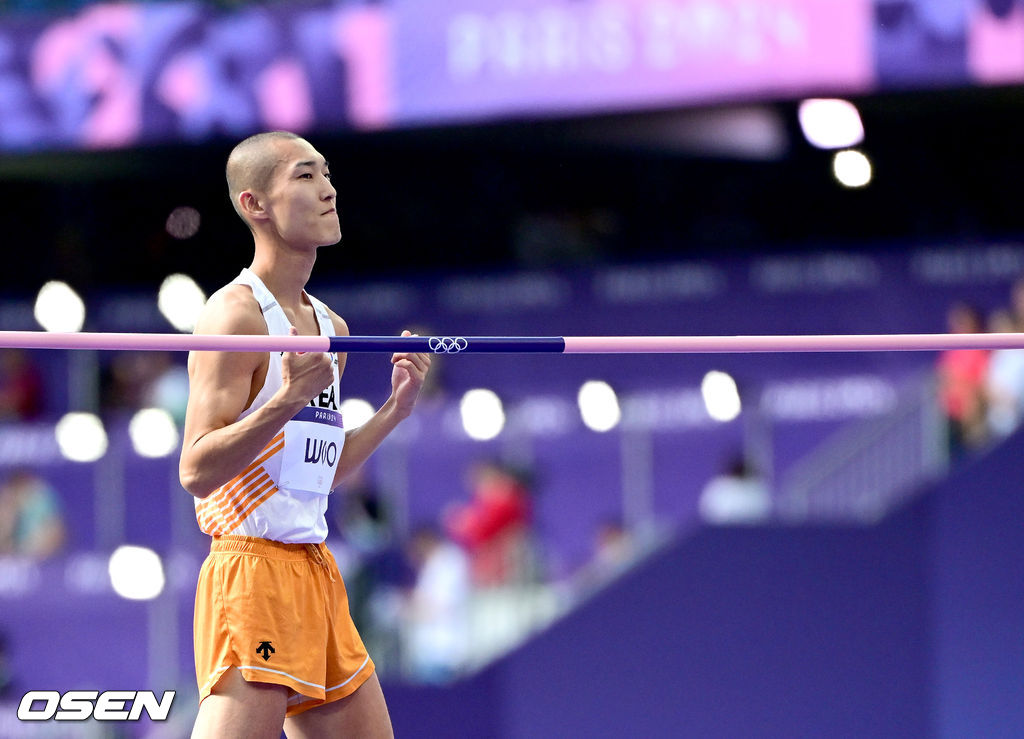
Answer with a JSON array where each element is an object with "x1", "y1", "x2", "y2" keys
[{"x1": 0, "y1": 331, "x2": 1022, "y2": 354}]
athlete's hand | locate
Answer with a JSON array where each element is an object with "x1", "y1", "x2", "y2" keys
[
  {"x1": 390, "y1": 330, "x2": 431, "y2": 418},
  {"x1": 281, "y1": 326, "x2": 334, "y2": 405}
]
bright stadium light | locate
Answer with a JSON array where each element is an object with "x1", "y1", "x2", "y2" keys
[
  {"x1": 798, "y1": 98, "x2": 865, "y2": 150},
  {"x1": 108, "y1": 545, "x2": 165, "y2": 600},
  {"x1": 158, "y1": 273, "x2": 206, "y2": 332},
  {"x1": 460, "y1": 388, "x2": 505, "y2": 441},
  {"x1": 340, "y1": 398, "x2": 375, "y2": 429},
  {"x1": 833, "y1": 150, "x2": 873, "y2": 188},
  {"x1": 34, "y1": 281, "x2": 85, "y2": 332},
  {"x1": 55, "y1": 412, "x2": 108, "y2": 462},
  {"x1": 701, "y1": 371, "x2": 742, "y2": 422},
  {"x1": 129, "y1": 408, "x2": 179, "y2": 458},
  {"x1": 577, "y1": 380, "x2": 621, "y2": 432}
]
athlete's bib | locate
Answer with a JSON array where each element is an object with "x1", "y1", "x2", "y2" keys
[{"x1": 279, "y1": 406, "x2": 345, "y2": 495}]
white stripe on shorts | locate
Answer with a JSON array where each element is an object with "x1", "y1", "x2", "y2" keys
[{"x1": 286, "y1": 655, "x2": 371, "y2": 705}]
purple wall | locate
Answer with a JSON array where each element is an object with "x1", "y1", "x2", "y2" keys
[
  {"x1": 389, "y1": 510, "x2": 933, "y2": 736},
  {"x1": 386, "y1": 429, "x2": 1024, "y2": 737},
  {"x1": 929, "y1": 431, "x2": 1024, "y2": 737}
]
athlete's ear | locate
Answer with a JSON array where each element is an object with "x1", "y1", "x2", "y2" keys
[{"x1": 239, "y1": 191, "x2": 267, "y2": 222}]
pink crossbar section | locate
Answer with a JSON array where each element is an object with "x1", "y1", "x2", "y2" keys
[
  {"x1": 3, "y1": 331, "x2": 1024, "y2": 354},
  {"x1": 562, "y1": 333, "x2": 1024, "y2": 353},
  {"x1": 0, "y1": 331, "x2": 331, "y2": 353}
]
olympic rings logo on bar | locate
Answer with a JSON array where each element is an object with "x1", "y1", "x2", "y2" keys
[{"x1": 428, "y1": 336, "x2": 469, "y2": 354}]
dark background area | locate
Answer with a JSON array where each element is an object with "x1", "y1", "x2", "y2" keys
[{"x1": 0, "y1": 85, "x2": 1021, "y2": 298}]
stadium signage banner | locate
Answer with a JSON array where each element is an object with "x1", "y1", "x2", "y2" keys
[
  {"x1": 394, "y1": 0, "x2": 872, "y2": 123},
  {"x1": 0, "y1": 0, "x2": 1017, "y2": 150}
]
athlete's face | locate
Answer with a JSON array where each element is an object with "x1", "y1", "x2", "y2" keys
[{"x1": 262, "y1": 138, "x2": 341, "y2": 249}]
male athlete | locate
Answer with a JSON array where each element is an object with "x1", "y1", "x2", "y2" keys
[{"x1": 179, "y1": 131, "x2": 431, "y2": 738}]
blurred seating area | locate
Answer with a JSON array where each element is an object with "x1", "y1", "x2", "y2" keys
[{"x1": 1, "y1": 244, "x2": 1024, "y2": 706}]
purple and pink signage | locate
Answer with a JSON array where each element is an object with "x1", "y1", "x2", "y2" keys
[
  {"x1": 0, "y1": 1, "x2": 391, "y2": 150},
  {"x1": 0, "y1": 0, "x2": 1021, "y2": 151},
  {"x1": 394, "y1": 0, "x2": 873, "y2": 123}
]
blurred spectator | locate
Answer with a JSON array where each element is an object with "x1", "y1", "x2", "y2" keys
[
  {"x1": 698, "y1": 454, "x2": 772, "y2": 525},
  {"x1": 0, "y1": 469, "x2": 66, "y2": 559},
  {"x1": 331, "y1": 470, "x2": 410, "y2": 636},
  {"x1": 936, "y1": 301, "x2": 991, "y2": 455},
  {"x1": 573, "y1": 519, "x2": 637, "y2": 595},
  {"x1": 144, "y1": 353, "x2": 190, "y2": 428},
  {"x1": 0, "y1": 630, "x2": 12, "y2": 700},
  {"x1": 513, "y1": 208, "x2": 616, "y2": 267},
  {"x1": 0, "y1": 350, "x2": 43, "y2": 421},
  {"x1": 337, "y1": 472, "x2": 395, "y2": 557},
  {"x1": 100, "y1": 351, "x2": 171, "y2": 414},
  {"x1": 444, "y1": 459, "x2": 539, "y2": 587},
  {"x1": 589, "y1": 519, "x2": 634, "y2": 576},
  {"x1": 1010, "y1": 274, "x2": 1024, "y2": 330},
  {"x1": 984, "y1": 308, "x2": 1024, "y2": 438},
  {"x1": 403, "y1": 526, "x2": 471, "y2": 684}
]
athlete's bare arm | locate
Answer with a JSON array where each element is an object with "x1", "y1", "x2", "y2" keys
[
  {"x1": 179, "y1": 285, "x2": 335, "y2": 498},
  {"x1": 329, "y1": 309, "x2": 431, "y2": 489}
]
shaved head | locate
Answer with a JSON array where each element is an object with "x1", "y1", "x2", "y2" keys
[{"x1": 225, "y1": 131, "x2": 301, "y2": 229}]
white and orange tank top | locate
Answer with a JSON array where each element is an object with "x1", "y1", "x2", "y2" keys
[{"x1": 194, "y1": 268, "x2": 345, "y2": 543}]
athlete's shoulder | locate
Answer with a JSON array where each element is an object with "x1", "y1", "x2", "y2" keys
[
  {"x1": 323, "y1": 305, "x2": 350, "y2": 338},
  {"x1": 195, "y1": 283, "x2": 268, "y2": 337}
]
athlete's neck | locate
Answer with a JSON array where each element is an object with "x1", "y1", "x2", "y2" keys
[{"x1": 248, "y1": 247, "x2": 316, "y2": 314}]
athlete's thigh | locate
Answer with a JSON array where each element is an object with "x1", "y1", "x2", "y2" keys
[
  {"x1": 192, "y1": 666, "x2": 290, "y2": 739},
  {"x1": 284, "y1": 671, "x2": 393, "y2": 739}
]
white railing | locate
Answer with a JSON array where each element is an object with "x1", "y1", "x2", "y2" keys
[{"x1": 775, "y1": 373, "x2": 949, "y2": 523}]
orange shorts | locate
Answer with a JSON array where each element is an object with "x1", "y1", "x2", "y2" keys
[{"x1": 193, "y1": 535, "x2": 374, "y2": 717}]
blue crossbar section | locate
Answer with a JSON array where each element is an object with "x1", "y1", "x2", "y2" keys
[{"x1": 327, "y1": 336, "x2": 566, "y2": 354}]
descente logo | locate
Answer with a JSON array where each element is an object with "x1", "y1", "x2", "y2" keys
[{"x1": 18, "y1": 690, "x2": 175, "y2": 721}]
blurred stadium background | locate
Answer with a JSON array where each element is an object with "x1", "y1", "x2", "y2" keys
[{"x1": 0, "y1": 0, "x2": 1023, "y2": 736}]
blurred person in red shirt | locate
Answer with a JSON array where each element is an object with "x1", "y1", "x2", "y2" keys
[
  {"x1": 0, "y1": 350, "x2": 43, "y2": 421},
  {"x1": 937, "y1": 301, "x2": 991, "y2": 455},
  {"x1": 444, "y1": 460, "x2": 537, "y2": 587}
]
